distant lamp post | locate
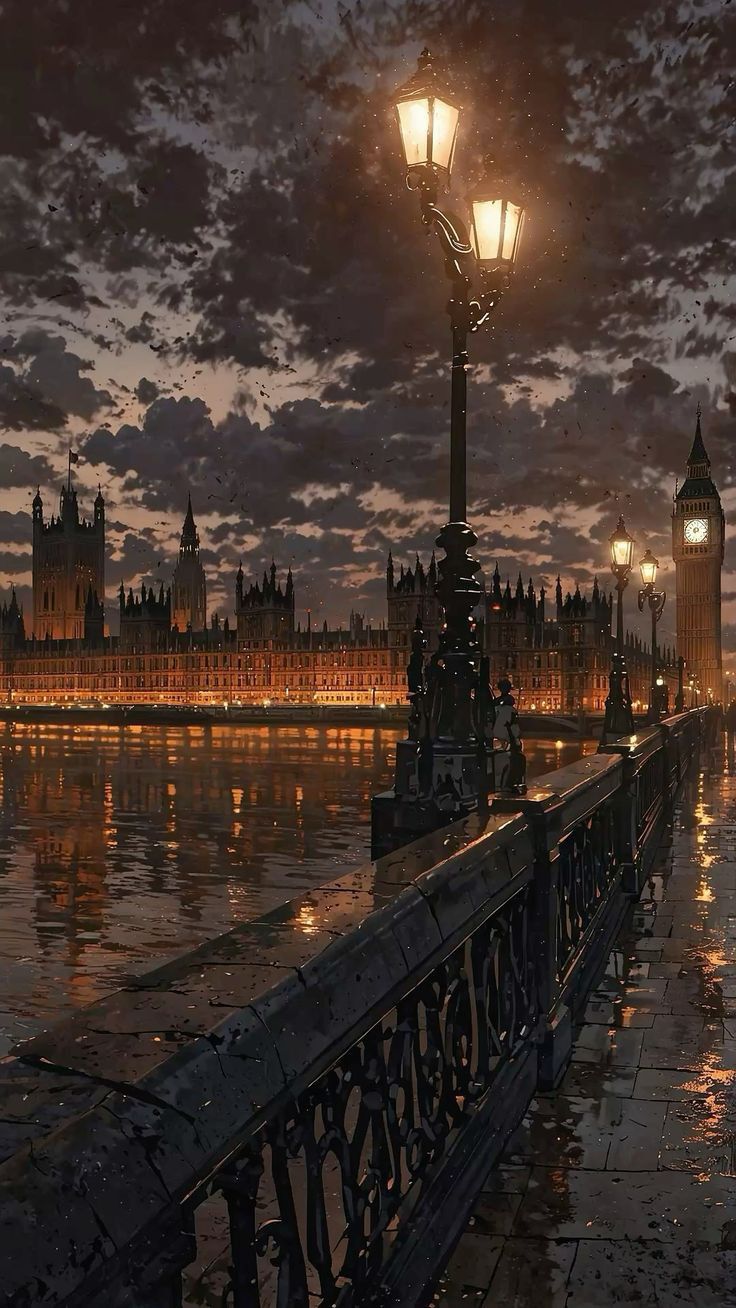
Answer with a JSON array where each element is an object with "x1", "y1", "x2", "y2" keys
[
  {"x1": 637, "y1": 549, "x2": 666, "y2": 724},
  {"x1": 372, "y1": 49, "x2": 527, "y2": 856},
  {"x1": 603, "y1": 515, "x2": 636, "y2": 739},
  {"x1": 675, "y1": 655, "x2": 686, "y2": 714}
]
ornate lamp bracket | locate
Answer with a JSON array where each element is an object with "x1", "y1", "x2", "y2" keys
[
  {"x1": 408, "y1": 177, "x2": 508, "y2": 333},
  {"x1": 638, "y1": 588, "x2": 666, "y2": 621}
]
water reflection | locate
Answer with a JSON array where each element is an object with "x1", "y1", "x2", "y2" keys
[{"x1": 0, "y1": 723, "x2": 592, "y2": 1048}]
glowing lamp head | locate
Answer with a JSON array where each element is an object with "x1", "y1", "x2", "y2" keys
[
  {"x1": 394, "y1": 49, "x2": 460, "y2": 177},
  {"x1": 470, "y1": 187, "x2": 525, "y2": 270},
  {"x1": 639, "y1": 548, "x2": 659, "y2": 589},
  {"x1": 610, "y1": 515, "x2": 634, "y2": 574}
]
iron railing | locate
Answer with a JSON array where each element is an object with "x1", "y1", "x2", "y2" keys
[{"x1": 0, "y1": 709, "x2": 714, "y2": 1308}]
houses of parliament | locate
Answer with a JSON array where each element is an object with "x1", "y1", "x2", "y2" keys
[{"x1": 0, "y1": 414, "x2": 723, "y2": 710}]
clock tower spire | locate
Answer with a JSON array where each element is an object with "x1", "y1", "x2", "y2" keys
[{"x1": 672, "y1": 406, "x2": 724, "y2": 702}]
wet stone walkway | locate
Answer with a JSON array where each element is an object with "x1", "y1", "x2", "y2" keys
[{"x1": 435, "y1": 760, "x2": 736, "y2": 1307}]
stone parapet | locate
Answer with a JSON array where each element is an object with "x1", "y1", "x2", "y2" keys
[{"x1": 0, "y1": 708, "x2": 714, "y2": 1308}]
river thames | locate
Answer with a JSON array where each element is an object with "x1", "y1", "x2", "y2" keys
[{"x1": 0, "y1": 722, "x2": 594, "y2": 1051}]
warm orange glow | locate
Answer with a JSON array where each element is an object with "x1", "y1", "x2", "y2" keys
[
  {"x1": 396, "y1": 95, "x2": 459, "y2": 172},
  {"x1": 639, "y1": 549, "x2": 658, "y2": 588},
  {"x1": 611, "y1": 532, "x2": 634, "y2": 570},
  {"x1": 471, "y1": 198, "x2": 524, "y2": 267}
]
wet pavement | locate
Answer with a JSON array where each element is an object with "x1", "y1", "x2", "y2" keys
[{"x1": 434, "y1": 760, "x2": 736, "y2": 1306}]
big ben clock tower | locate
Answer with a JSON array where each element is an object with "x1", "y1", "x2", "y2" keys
[{"x1": 672, "y1": 407, "x2": 725, "y2": 702}]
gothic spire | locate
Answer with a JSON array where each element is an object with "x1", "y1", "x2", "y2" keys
[
  {"x1": 180, "y1": 493, "x2": 199, "y2": 553},
  {"x1": 687, "y1": 404, "x2": 710, "y2": 471}
]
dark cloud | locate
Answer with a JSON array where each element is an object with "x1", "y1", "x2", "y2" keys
[
  {"x1": 0, "y1": 329, "x2": 112, "y2": 427},
  {"x1": 0, "y1": 0, "x2": 734, "y2": 647},
  {"x1": 76, "y1": 349, "x2": 732, "y2": 650},
  {"x1": 0, "y1": 364, "x2": 67, "y2": 430},
  {"x1": 0, "y1": 508, "x2": 33, "y2": 547},
  {"x1": 0, "y1": 444, "x2": 56, "y2": 488},
  {"x1": 134, "y1": 377, "x2": 161, "y2": 405}
]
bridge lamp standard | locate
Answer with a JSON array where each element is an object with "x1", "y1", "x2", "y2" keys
[
  {"x1": 638, "y1": 549, "x2": 666, "y2": 725},
  {"x1": 603, "y1": 515, "x2": 636, "y2": 740},
  {"x1": 390, "y1": 48, "x2": 526, "y2": 810},
  {"x1": 675, "y1": 655, "x2": 686, "y2": 714}
]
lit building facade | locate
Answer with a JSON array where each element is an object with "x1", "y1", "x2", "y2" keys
[
  {"x1": 484, "y1": 567, "x2": 678, "y2": 713},
  {"x1": 172, "y1": 496, "x2": 207, "y2": 633},
  {"x1": 387, "y1": 552, "x2": 442, "y2": 653},
  {"x1": 32, "y1": 480, "x2": 105, "y2": 640},
  {"x1": 672, "y1": 410, "x2": 724, "y2": 702},
  {"x1": 0, "y1": 491, "x2": 681, "y2": 710}
]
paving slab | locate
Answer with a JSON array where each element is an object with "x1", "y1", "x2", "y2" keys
[
  {"x1": 513, "y1": 1167, "x2": 732, "y2": 1242},
  {"x1": 437, "y1": 762, "x2": 736, "y2": 1307},
  {"x1": 565, "y1": 1240, "x2": 736, "y2": 1307}
]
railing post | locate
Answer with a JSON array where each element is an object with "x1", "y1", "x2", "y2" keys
[
  {"x1": 598, "y1": 738, "x2": 645, "y2": 896},
  {"x1": 493, "y1": 790, "x2": 568, "y2": 1089},
  {"x1": 612, "y1": 753, "x2": 638, "y2": 895}
]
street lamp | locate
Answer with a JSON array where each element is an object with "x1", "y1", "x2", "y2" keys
[
  {"x1": 675, "y1": 655, "x2": 686, "y2": 714},
  {"x1": 470, "y1": 185, "x2": 526, "y2": 272},
  {"x1": 374, "y1": 49, "x2": 526, "y2": 851},
  {"x1": 637, "y1": 549, "x2": 666, "y2": 725},
  {"x1": 602, "y1": 515, "x2": 635, "y2": 739},
  {"x1": 394, "y1": 50, "x2": 460, "y2": 177}
]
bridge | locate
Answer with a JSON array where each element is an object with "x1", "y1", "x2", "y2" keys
[{"x1": 0, "y1": 708, "x2": 727, "y2": 1307}]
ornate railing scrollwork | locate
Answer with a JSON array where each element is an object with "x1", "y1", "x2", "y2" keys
[
  {"x1": 555, "y1": 804, "x2": 618, "y2": 985},
  {"x1": 216, "y1": 887, "x2": 537, "y2": 1308},
  {"x1": 0, "y1": 710, "x2": 712, "y2": 1308},
  {"x1": 635, "y1": 749, "x2": 665, "y2": 846}
]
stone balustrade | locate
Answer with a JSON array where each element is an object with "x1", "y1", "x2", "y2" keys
[{"x1": 0, "y1": 709, "x2": 715, "y2": 1308}]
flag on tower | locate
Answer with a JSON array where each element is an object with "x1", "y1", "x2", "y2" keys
[{"x1": 69, "y1": 451, "x2": 79, "y2": 464}]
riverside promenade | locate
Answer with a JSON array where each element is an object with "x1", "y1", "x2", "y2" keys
[
  {"x1": 435, "y1": 749, "x2": 736, "y2": 1306},
  {"x1": 0, "y1": 709, "x2": 722, "y2": 1308}
]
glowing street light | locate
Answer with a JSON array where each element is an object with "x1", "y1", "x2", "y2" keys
[
  {"x1": 610, "y1": 516, "x2": 635, "y2": 573},
  {"x1": 381, "y1": 48, "x2": 528, "y2": 837},
  {"x1": 394, "y1": 49, "x2": 460, "y2": 176},
  {"x1": 602, "y1": 515, "x2": 636, "y2": 740},
  {"x1": 638, "y1": 548, "x2": 658, "y2": 590},
  {"x1": 470, "y1": 188, "x2": 525, "y2": 272},
  {"x1": 638, "y1": 549, "x2": 666, "y2": 724}
]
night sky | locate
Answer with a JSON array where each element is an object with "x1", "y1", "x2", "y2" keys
[{"x1": 0, "y1": 0, "x2": 734, "y2": 663}]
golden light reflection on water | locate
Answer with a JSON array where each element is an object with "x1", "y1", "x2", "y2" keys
[
  {"x1": 0, "y1": 723, "x2": 589, "y2": 1051},
  {"x1": 296, "y1": 903, "x2": 320, "y2": 936}
]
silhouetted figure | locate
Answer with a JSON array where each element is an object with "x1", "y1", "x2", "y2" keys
[{"x1": 492, "y1": 677, "x2": 526, "y2": 791}]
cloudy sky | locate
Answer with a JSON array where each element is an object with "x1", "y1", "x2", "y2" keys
[{"x1": 0, "y1": 0, "x2": 734, "y2": 661}]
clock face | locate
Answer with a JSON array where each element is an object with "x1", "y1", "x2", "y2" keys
[{"x1": 684, "y1": 518, "x2": 709, "y2": 544}]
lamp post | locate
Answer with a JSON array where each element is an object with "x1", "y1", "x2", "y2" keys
[
  {"x1": 372, "y1": 50, "x2": 526, "y2": 855},
  {"x1": 602, "y1": 515, "x2": 635, "y2": 739},
  {"x1": 637, "y1": 549, "x2": 666, "y2": 725},
  {"x1": 675, "y1": 655, "x2": 686, "y2": 714}
]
